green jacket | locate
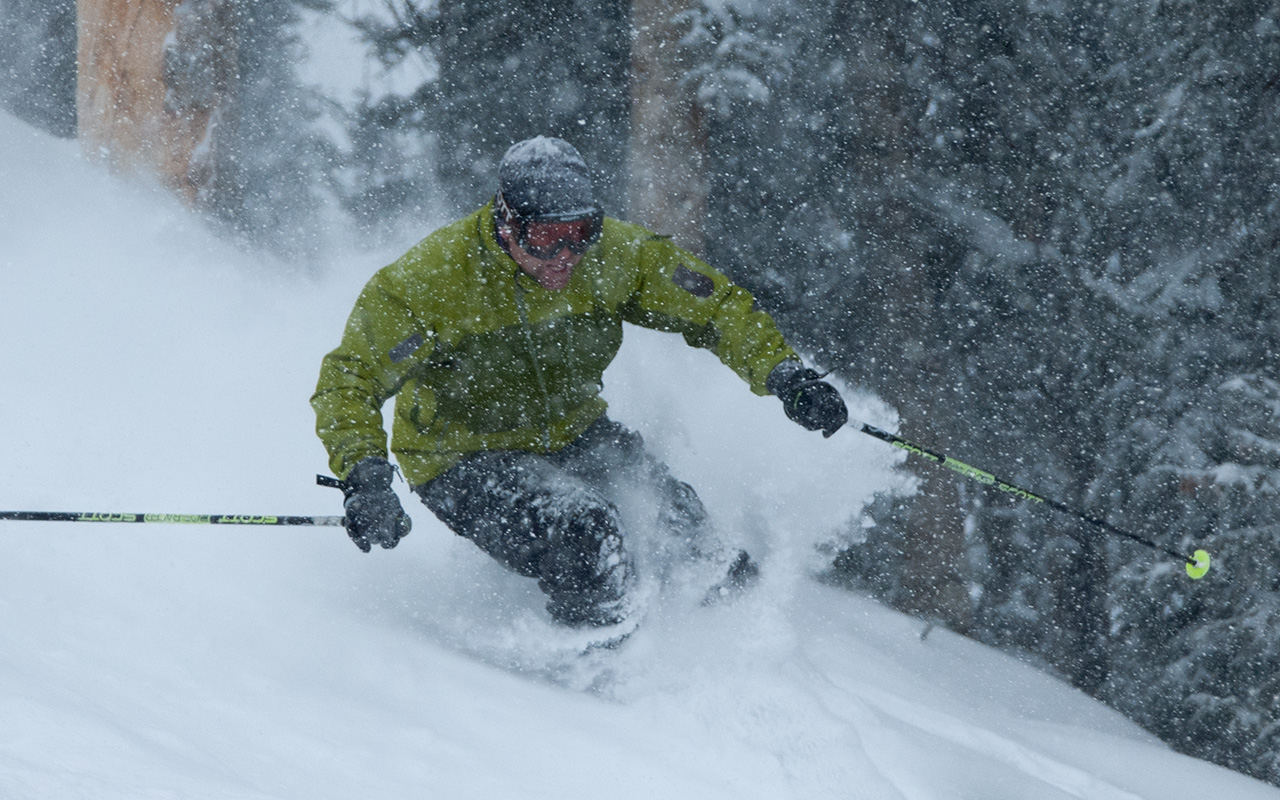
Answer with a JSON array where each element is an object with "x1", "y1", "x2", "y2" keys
[{"x1": 312, "y1": 202, "x2": 798, "y2": 486}]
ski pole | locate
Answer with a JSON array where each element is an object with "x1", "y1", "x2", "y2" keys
[
  {"x1": 856, "y1": 423, "x2": 1212, "y2": 580},
  {"x1": 0, "y1": 511, "x2": 343, "y2": 526},
  {"x1": 0, "y1": 476, "x2": 356, "y2": 527}
]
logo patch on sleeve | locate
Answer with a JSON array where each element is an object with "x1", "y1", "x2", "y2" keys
[
  {"x1": 673, "y1": 264, "x2": 715, "y2": 298},
  {"x1": 389, "y1": 333, "x2": 424, "y2": 363}
]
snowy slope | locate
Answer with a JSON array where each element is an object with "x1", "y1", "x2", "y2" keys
[{"x1": 1, "y1": 113, "x2": 1276, "y2": 799}]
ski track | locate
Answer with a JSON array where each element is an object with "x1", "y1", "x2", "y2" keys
[
  {"x1": 4, "y1": 112, "x2": 1280, "y2": 799},
  {"x1": 848, "y1": 684, "x2": 1145, "y2": 800}
]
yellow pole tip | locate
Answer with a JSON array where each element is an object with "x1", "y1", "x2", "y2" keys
[{"x1": 1186, "y1": 549, "x2": 1211, "y2": 580}]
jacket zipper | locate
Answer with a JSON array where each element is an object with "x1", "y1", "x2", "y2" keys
[{"x1": 512, "y1": 277, "x2": 554, "y2": 452}]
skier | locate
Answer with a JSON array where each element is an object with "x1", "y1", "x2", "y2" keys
[{"x1": 311, "y1": 136, "x2": 847, "y2": 629}]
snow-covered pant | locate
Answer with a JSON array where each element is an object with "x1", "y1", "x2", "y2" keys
[{"x1": 415, "y1": 416, "x2": 712, "y2": 627}]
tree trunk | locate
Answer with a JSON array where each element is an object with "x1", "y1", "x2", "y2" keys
[
  {"x1": 834, "y1": 3, "x2": 973, "y2": 632},
  {"x1": 77, "y1": 0, "x2": 240, "y2": 218},
  {"x1": 897, "y1": 464, "x2": 971, "y2": 628},
  {"x1": 627, "y1": 0, "x2": 706, "y2": 255}
]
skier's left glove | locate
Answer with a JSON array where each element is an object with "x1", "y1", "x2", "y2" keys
[
  {"x1": 341, "y1": 457, "x2": 412, "y2": 552},
  {"x1": 767, "y1": 359, "x2": 848, "y2": 437}
]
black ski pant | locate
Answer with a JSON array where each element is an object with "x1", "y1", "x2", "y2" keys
[{"x1": 415, "y1": 416, "x2": 712, "y2": 627}]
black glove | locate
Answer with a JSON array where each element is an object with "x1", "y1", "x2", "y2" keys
[
  {"x1": 767, "y1": 359, "x2": 849, "y2": 437},
  {"x1": 341, "y1": 457, "x2": 412, "y2": 552}
]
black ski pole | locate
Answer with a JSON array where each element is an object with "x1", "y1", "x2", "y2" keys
[
  {"x1": 0, "y1": 477, "x2": 366, "y2": 528},
  {"x1": 0, "y1": 476, "x2": 355, "y2": 527},
  {"x1": 855, "y1": 422, "x2": 1211, "y2": 579},
  {"x1": 0, "y1": 511, "x2": 344, "y2": 526}
]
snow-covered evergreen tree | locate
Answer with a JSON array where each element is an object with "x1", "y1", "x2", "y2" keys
[
  {"x1": 0, "y1": 0, "x2": 76, "y2": 137},
  {"x1": 679, "y1": 0, "x2": 1280, "y2": 782},
  {"x1": 342, "y1": 0, "x2": 630, "y2": 227},
  {"x1": 234, "y1": 0, "x2": 337, "y2": 252}
]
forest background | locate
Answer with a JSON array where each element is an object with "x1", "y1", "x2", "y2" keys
[{"x1": 3, "y1": 0, "x2": 1280, "y2": 786}]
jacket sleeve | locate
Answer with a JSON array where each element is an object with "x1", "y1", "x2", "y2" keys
[
  {"x1": 620, "y1": 236, "x2": 797, "y2": 395},
  {"x1": 310, "y1": 269, "x2": 435, "y2": 479}
]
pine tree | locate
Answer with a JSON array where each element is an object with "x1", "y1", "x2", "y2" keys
[
  {"x1": 0, "y1": 0, "x2": 76, "y2": 137},
  {"x1": 342, "y1": 0, "x2": 630, "y2": 228},
  {"x1": 681, "y1": 0, "x2": 1280, "y2": 781},
  {"x1": 235, "y1": 0, "x2": 336, "y2": 251}
]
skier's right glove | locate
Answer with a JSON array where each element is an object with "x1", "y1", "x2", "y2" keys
[
  {"x1": 341, "y1": 457, "x2": 412, "y2": 553},
  {"x1": 767, "y1": 358, "x2": 849, "y2": 438}
]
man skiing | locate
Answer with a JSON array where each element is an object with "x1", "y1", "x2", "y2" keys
[{"x1": 312, "y1": 136, "x2": 847, "y2": 629}]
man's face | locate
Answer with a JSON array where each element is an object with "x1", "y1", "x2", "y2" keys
[{"x1": 500, "y1": 222, "x2": 587, "y2": 291}]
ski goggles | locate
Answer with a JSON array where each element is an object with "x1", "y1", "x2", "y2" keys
[
  {"x1": 518, "y1": 215, "x2": 603, "y2": 259},
  {"x1": 496, "y1": 191, "x2": 603, "y2": 259}
]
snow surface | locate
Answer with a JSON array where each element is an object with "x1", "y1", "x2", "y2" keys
[{"x1": 2, "y1": 112, "x2": 1277, "y2": 799}]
